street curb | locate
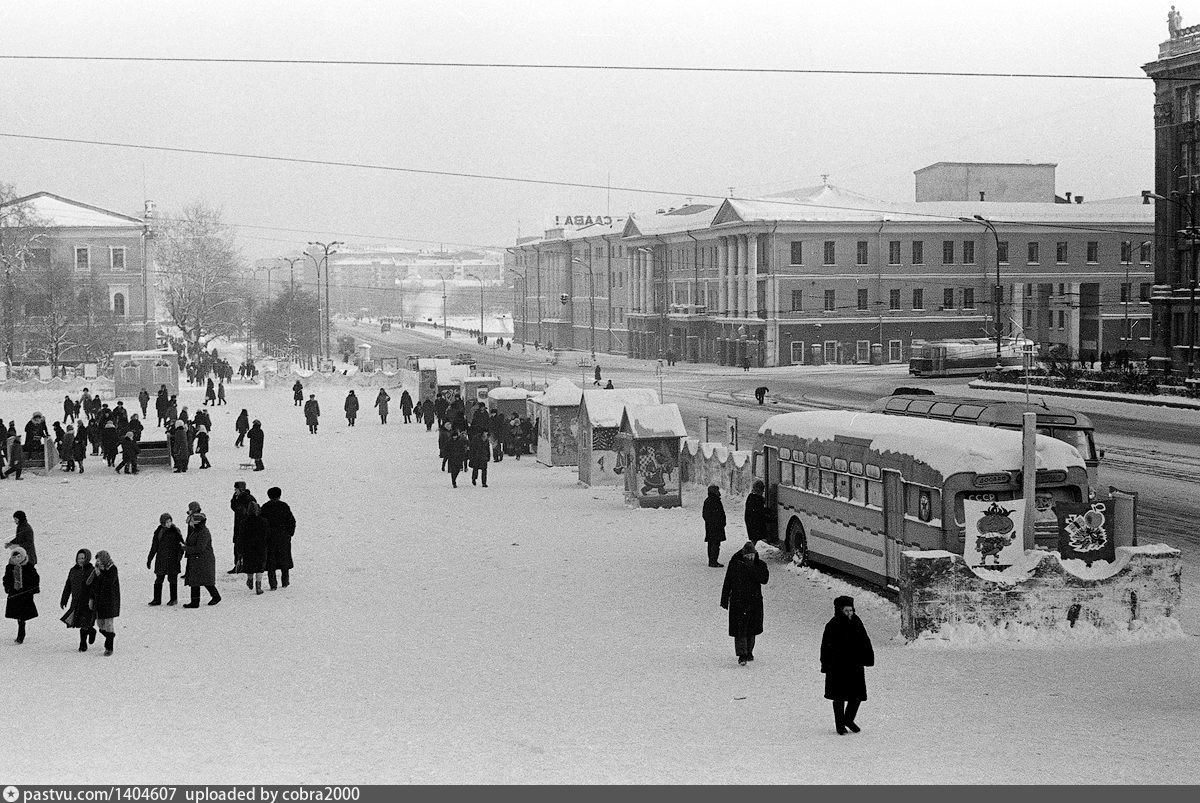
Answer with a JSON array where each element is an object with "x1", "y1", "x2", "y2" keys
[{"x1": 968, "y1": 380, "x2": 1200, "y2": 410}]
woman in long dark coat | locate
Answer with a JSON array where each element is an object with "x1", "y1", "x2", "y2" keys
[
  {"x1": 820, "y1": 595, "x2": 875, "y2": 735},
  {"x1": 60, "y1": 548, "x2": 96, "y2": 651},
  {"x1": 719, "y1": 541, "x2": 768, "y2": 665},
  {"x1": 72, "y1": 423, "x2": 88, "y2": 473},
  {"x1": 247, "y1": 420, "x2": 265, "y2": 471},
  {"x1": 344, "y1": 390, "x2": 360, "y2": 427},
  {"x1": 6, "y1": 510, "x2": 37, "y2": 565},
  {"x1": 147, "y1": 513, "x2": 185, "y2": 606},
  {"x1": 101, "y1": 420, "x2": 120, "y2": 467},
  {"x1": 170, "y1": 420, "x2": 191, "y2": 472},
  {"x1": 438, "y1": 421, "x2": 452, "y2": 471},
  {"x1": 446, "y1": 429, "x2": 467, "y2": 488},
  {"x1": 743, "y1": 480, "x2": 769, "y2": 543},
  {"x1": 421, "y1": 400, "x2": 436, "y2": 431},
  {"x1": 399, "y1": 390, "x2": 413, "y2": 423},
  {"x1": 237, "y1": 502, "x2": 270, "y2": 595},
  {"x1": 468, "y1": 428, "x2": 490, "y2": 487},
  {"x1": 4, "y1": 545, "x2": 39, "y2": 643},
  {"x1": 702, "y1": 484, "x2": 727, "y2": 568},
  {"x1": 182, "y1": 512, "x2": 220, "y2": 607},
  {"x1": 87, "y1": 550, "x2": 120, "y2": 655},
  {"x1": 234, "y1": 409, "x2": 250, "y2": 448},
  {"x1": 261, "y1": 487, "x2": 296, "y2": 590}
]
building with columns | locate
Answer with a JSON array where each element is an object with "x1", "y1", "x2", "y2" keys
[
  {"x1": 514, "y1": 167, "x2": 1152, "y2": 367},
  {"x1": 1143, "y1": 15, "x2": 1200, "y2": 376}
]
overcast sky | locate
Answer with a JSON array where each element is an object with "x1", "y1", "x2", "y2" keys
[{"x1": 0, "y1": 0, "x2": 1170, "y2": 258}]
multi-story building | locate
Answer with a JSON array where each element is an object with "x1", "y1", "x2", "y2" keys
[
  {"x1": 1143, "y1": 18, "x2": 1200, "y2": 375},
  {"x1": 513, "y1": 165, "x2": 1153, "y2": 367},
  {"x1": 0, "y1": 192, "x2": 155, "y2": 362}
]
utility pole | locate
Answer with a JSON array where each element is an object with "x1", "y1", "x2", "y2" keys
[
  {"x1": 468, "y1": 273, "x2": 484, "y2": 341},
  {"x1": 308, "y1": 240, "x2": 343, "y2": 362},
  {"x1": 962, "y1": 215, "x2": 1004, "y2": 369}
]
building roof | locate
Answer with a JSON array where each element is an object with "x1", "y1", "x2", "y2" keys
[
  {"x1": 622, "y1": 205, "x2": 718, "y2": 238},
  {"x1": 531, "y1": 377, "x2": 583, "y2": 407},
  {"x1": 580, "y1": 388, "x2": 660, "y2": 428},
  {"x1": 1, "y1": 192, "x2": 144, "y2": 227},
  {"x1": 914, "y1": 162, "x2": 1058, "y2": 173},
  {"x1": 620, "y1": 403, "x2": 687, "y2": 439}
]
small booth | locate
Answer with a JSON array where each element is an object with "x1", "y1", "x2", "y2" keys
[
  {"x1": 417, "y1": 358, "x2": 450, "y2": 406},
  {"x1": 486, "y1": 386, "x2": 538, "y2": 418},
  {"x1": 578, "y1": 388, "x2": 659, "y2": 486},
  {"x1": 616, "y1": 403, "x2": 687, "y2": 508},
  {"x1": 460, "y1": 376, "x2": 502, "y2": 407},
  {"x1": 530, "y1": 378, "x2": 583, "y2": 466},
  {"x1": 356, "y1": 343, "x2": 372, "y2": 371},
  {"x1": 114, "y1": 349, "x2": 179, "y2": 398}
]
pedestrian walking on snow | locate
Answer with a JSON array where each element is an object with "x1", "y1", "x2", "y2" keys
[
  {"x1": 446, "y1": 429, "x2": 467, "y2": 488},
  {"x1": 702, "y1": 485, "x2": 727, "y2": 567},
  {"x1": 374, "y1": 388, "x2": 391, "y2": 424},
  {"x1": 261, "y1": 487, "x2": 296, "y2": 590},
  {"x1": 147, "y1": 514, "x2": 185, "y2": 606},
  {"x1": 400, "y1": 390, "x2": 413, "y2": 423},
  {"x1": 60, "y1": 548, "x2": 96, "y2": 651},
  {"x1": 205, "y1": 378, "x2": 216, "y2": 406},
  {"x1": 421, "y1": 400, "x2": 436, "y2": 431},
  {"x1": 116, "y1": 431, "x2": 140, "y2": 474},
  {"x1": 229, "y1": 482, "x2": 257, "y2": 574},
  {"x1": 304, "y1": 395, "x2": 321, "y2": 434},
  {"x1": 821, "y1": 595, "x2": 875, "y2": 735},
  {"x1": 237, "y1": 502, "x2": 269, "y2": 595},
  {"x1": 754, "y1": 386, "x2": 769, "y2": 405},
  {"x1": 182, "y1": 510, "x2": 220, "y2": 608},
  {"x1": 138, "y1": 388, "x2": 150, "y2": 419},
  {"x1": 86, "y1": 550, "x2": 120, "y2": 655},
  {"x1": 248, "y1": 420, "x2": 265, "y2": 471},
  {"x1": 720, "y1": 541, "x2": 768, "y2": 665},
  {"x1": 4, "y1": 545, "x2": 39, "y2": 644},
  {"x1": 292, "y1": 380, "x2": 304, "y2": 406},
  {"x1": 196, "y1": 425, "x2": 211, "y2": 469},
  {"x1": 235, "y1": 409, "x2": 250, "y2": 448},
  {"x1": 469, "y1": 428, "x2": 490, "y2": 487},
  {"x1": 217, "y1": 380, "x2": 227, "y2": 406},
  {"x1": 6, "y1": 511, "x2": 36, "y2": 566},
  {"x1": 344, "y1": 390, "x2": 360, "y2": 427},
  {"x1": 593, "y1": 365, "x2": 602, "y2": 386}
]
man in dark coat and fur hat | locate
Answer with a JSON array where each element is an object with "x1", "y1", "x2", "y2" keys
[
  {"x1": 720, "y1": 541, "x2": 768, "y2": 665},
  {"x1": 702, "y1": 485, "x2": 726, "y2": 567},
  {"x1": 820, "y1": 595, "x2": 875, "y2": 735}
]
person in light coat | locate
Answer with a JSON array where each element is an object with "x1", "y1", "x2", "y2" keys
[{"x1": 374, "y1": 388, "x2": 391, "y2": 424}]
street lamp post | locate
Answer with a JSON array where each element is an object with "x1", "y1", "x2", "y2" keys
[
  {"x1": 308, "y1": 240, "x2": 343, "y2": 362},
  {"x1": 467, "y1": 273, "x2": 485, "y2": 342},
  {"x1": 961, "y1": 215, "x2": 1004, "y2": 369},
  {"x1": 440, "y1": 274, "x2": 448, "y2": 337},
  {"x1": 571, "y1": 257, "x2": 596, "y2": 360},
  {"x1": 508, "y1": 267, "x2": 528, "y2": 347}
]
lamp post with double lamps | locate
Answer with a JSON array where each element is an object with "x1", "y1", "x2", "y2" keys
[
  {"x1": 960, "y1": 215, "x2": 1004, "y2": 370},
  {"x1": 571, "y1": 257, "x2": 596, "y2": 360},
  {"x1": 308, "y1": 240, "x2": 343, "y2": 361},
  {"x1": 1143, "y1": 190, "x2": 1198, "y2": 378}
]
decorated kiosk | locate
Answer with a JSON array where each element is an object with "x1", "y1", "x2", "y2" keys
[
  {"x1": 530, "y1": 378, "x2": 583, "y2": 466},
  {"x1": 486, "y1": 386, "x2": 539, "y2": 418},
  {"x1": 577, "y1": 388, "x2": 659, "y2": 486},
  {"x1": 616, "y1": 403, "x2": 687, "y2": 508},
  {"x1": 113, "y1": 349, "x2": 179, "y2": 398}
]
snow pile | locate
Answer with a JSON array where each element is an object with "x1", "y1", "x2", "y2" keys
[{"x1": 758, "y1": 410, "x2": 1085, "y2": 476}]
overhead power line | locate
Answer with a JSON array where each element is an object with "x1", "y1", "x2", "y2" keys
[{"x1": 0, "y1": 55, "x2": 1148, "y2": 81}]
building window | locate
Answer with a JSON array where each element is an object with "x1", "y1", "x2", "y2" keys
[
  {"x1": 790, "y1": 241, "x2": 803, "y2": 265},
  {"x1": 824, "y1": 241, "x2": 836, "y2": 265},
  {"x1": 75, "y1": 247, "x2": 89, "y2": 272},
  {"x1": 1058, "y1": 310, "x2": 1065, "y2": 330},
  {"x1": 942, "y1": 241, "x2": 954, "y2": 264},
  {"x1": 857, "y1": 288, "x2": 868, "y2": 311},
  {"x1": 888, "y1": 241, "x2": 901, "y2": 265},
  {"x1": 1140, "y1": 241, "x2": 1152, "y2": 263},
  {"x1": 791, "y1": 289, "x2": 803, "y2": 312},
  {"x1": 1120, "y1": 241, "x2": 1132, "y2": 264},
  {"x1": 790, "y1": 341, "x2": 806, "y2": 365},
  {"x1": 1028, "y1": 242, "x2": 1040, "y2": 264},
  {"x1": 912, "y1": 241, "x2": 923, "y2": 265},
  {"x1": 889, "y1": 289, "x2": 901, "y2": 310},
  {"x1": 1140, "y1": 283, "x2": 1152, "y2": 301},
  {"x1": 1048, "y1": 310, "x2": 1054, "y2": 328},
  {"x1": 856, "y1": 241, "x2": 869, "y2": 265},
  {"x1": 912, "y1": 289, "x2": 924, "y2": 310},
  {"x1": 1120, "y1": 283, "x2": 1130, "y2": 303},
  {"x1": 1024, "y1": 308, "x2": 1032, "y2": 327},
  {"x1": 1180, "y1": 87, "x2": 1193, "y2": 122},
  {"x1": 110, "y1": 247, "x2": 126, "y2": 271},
  {"x1": 824, "y1": 289, "x2": 836, "y2": 311},
  {"x1": 1086, "y1": 241, "x2": 1099, "y2": 264},
  {"x1": 113, "y1": 293, "x2": 126, "y2": 317},
  {"x1": 1056, "y1": 241, "x2": 1068, "y2": 264},
  {"x1": 943, "y1": 288, "x2": 955, "y2": 309},
  {"x1": 888, "y1": 340, "x2": 902, "y2": 363},
  {"x1": 963, "y1": 288, "x2": 975, "y2": 309},
  {"x1": 962, "y1": 241, "x2": 975, "y2": 264},
  {"x1": 1058, "y1": 282, "x2": 1065, "y2": 296},
  {"x1": 997, "y1": 241, "x2": 1009, "y2": 264}
]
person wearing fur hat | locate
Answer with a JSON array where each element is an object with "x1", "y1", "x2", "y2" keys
[
  {"x1": 61, "y1": 424, "x2": 76, "y2": 471},
  {"x1": 820, "y1": 595, "x2": 875, "y2": 735},
  {"x1": 702, "y1": 485, "x2": 727, "y2": 568},
  {"x1": 4, "y1": 545, "x2": 39, "y2": 644},
  {"x1": 147, "y1": 514, "x2": 186, "y2": 606},
  {"x1": 195, "y1": 424, "x2": 211, "y2": 469},
  {"x1": 72, "y1": 422, "x2": 87, "y2": 473},
  {"x1": 744, "y1": 480, "x2": 769, "y2": 544},
  {"x1": 446, "y1": 428, "x2": 467, "y2": 488},
  {"x1": 261, "y1": 487, "x2": 296, "y2": 590},
  {"x1": 115, "y1": 431, "x2": 140, "y2": 475},
  {"x1": 183, "y1": 510, "x2": 220, "y2": 608},
  {"x1": 344, "y1": 390, "x2": 360, "y2": 427},
  {"x1": 237, "y1": 502, "x2": 270, "y2": 595},
  {"x1": 304, "y1": 394, "x2": 321, "y2": 434},
  {"x1": 719, "y1": 541, "x2": 769, "y2": 665},
  {"x1": 170, "y1": 420, "x2": 192, "y2": 473},
  {"x1": 101, "y1": 419, "x2": 120, "y2": 467},
  {"x1": 86, "y1": 551, "x2": 120, "y2": 656},
  {"x1": 247, "y1": 420, "x2": 265, "y2": 472},
  {"x1": 6, "y1": 510, "x2": 37, "y2": 566},
  {"x1": 60, "y1": 548, "x2": 97, "y2": 651}
]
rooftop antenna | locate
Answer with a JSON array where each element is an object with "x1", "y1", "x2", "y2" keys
[
  {"x1": 728, "y1": 186, "x2": 735, "y2": 197},
  {"x1": 821, "y1": 174, "x2": 830, "y2": 185}
]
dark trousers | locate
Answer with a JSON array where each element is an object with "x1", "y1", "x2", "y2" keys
[
  {"x1": 471, "y1": 463, "x2": 487, "y2": 486},
  {"x1": 734, "y1": 634, "x2": 756, "y2": 658},
  {"x1": 152, "y1": 573, "x2": 178, "y2": 603},
  {"x1": 833, "y1": 700, "x2": 861, "y2": 732},
  {"x1": 380, "y1": 412, "x2": 388, "y2": 423},
  {"x1": 492, "y1": 441, "x2": 503, "y2": 462},
  {"x1": 235, "y1": 432, "x2": 246, "y2": 447},
  {"x1": 189, "y1": 585, "x2": 220, "y2": 604},
  {"x1": 268, "y1": 568, "x2": 290, "y2": 589},
  {"x1": 707, "y1": 540, "x2": 722, "y2": 566},
  {"x1": 450, "y1": 466, "x2": 461, "y2": 487},
  {"x1": 116, "y1": 457, "x2": 138, "y2": 473},
  {"x1": 403, "y1": 412, "x2": 411, "y2": 423}
]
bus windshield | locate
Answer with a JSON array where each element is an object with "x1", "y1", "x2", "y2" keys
[{"x1": 1038, "y1": 427, "x2": 1096, "y2": 463}]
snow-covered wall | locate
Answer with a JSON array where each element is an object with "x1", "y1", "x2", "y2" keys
[
  {"x1": 679, "y1": 438, "x2": 755, "y2": 499},
  {"x1": 899, "y1": 546, "x2": 1183, "y2": 641}
]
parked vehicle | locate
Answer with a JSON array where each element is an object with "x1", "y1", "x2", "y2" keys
[{"x1": 908, "y1": 337, "x2": 1030, "y2": 377}]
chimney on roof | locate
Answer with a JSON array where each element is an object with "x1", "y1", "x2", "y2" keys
[
  {"x1": 979, "y1": 191, "x2": 985, "y2": 202},
  {"x1": 657, "y1": 208, "x2": 665, "y2": 214},
  {"x1": 1075, "y1": 195, "x2": 1083, "y2": 204},
  {"x1": 1065, "y1": 192, "x2": 1072, "y2": 202}
]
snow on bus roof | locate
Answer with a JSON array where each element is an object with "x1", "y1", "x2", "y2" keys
[{"x1": 758, "y1": 410, "x2": 1084, "y2": 476}]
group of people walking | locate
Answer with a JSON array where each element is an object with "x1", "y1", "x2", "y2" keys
[
  {"x1": 4, "y1": 484, "x2": 298, "y2": 654},
  {"x1": 704, "y1": 481, "x2": 876, "y2": 735}
]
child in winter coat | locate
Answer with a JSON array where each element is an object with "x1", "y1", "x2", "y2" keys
[{"x1": 4, "y1": 545, "x2": 39, "y2": 643}]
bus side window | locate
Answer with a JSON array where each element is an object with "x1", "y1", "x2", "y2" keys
[
  {"x1": 807, "y1": 467, "x2": 821, "y2": 493},
  {"x1": 835, "y1": 473, "x2": 851, "y2": 499},
  {"x1": 783, "y1": 462, "x2": 794, "y2": 486},
  {"x1": 851, "y1": 476, "x2": 867, "y2": 504},
  {"x1": 795, "y1": 465, "x2": 807, "y2": 489},
  {"x1": 866, "y1": 480, "x2": 883, "y2": 508},
  {"x1": 820, "y1": 470, "x2": 835, "y2": 497}
]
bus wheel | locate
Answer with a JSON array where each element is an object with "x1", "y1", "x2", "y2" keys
[{"x1": 786, "y1": 517, "x2": 809, "y2": 566}]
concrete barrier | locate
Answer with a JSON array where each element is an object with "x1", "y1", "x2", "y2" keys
[{"x1": 899, "y1": 545, "x2": 1183, "y2": 641}]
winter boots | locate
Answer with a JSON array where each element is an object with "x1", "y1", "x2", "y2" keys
[
  {"x1": 102, "y1": 631, "x2": 115, "y2": 656},
  {"x1": 79, "y1": 630, "x2": 89, "y2": 652}
]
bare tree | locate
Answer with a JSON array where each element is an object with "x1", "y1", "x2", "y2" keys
[
  {"x1": 20, "y1": 253, "x2": 80, "y2": 372},
  {"x1": 0, "y1": 182, "x2": 51, "y2": 363},
  {"x1": 155, "y1": 202, "x2": 246, "y2": 356}
]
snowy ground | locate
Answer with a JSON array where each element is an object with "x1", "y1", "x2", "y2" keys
[{"x1": 2, "y1": 371, "x2": 1198, "y2": 784}]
